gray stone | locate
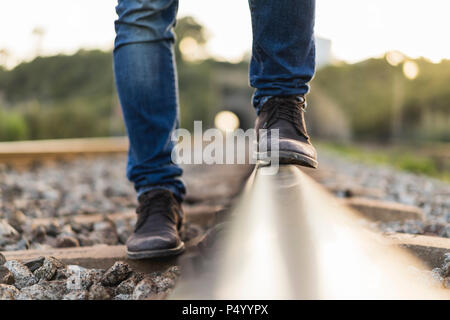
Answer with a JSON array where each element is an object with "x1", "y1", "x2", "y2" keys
[
  {"x1": 0, "y1": 266, "x2": 15, "y2": 285},
  {"x1": 430, "y1": 268, "x2": 444, "y2": 287},
  {"x1": 398, "y1": 220, "x2": 425, "y2": 235},
  {"x1": 7, "y1": 210, "x2": 27, "y2": 233},
  {"x1": 23, "y1": 257, "x2": 45, "y2": 272},
  {"x1": 444, "y1": 253, "x2": 450, "y2": 264},
  {"x1": 68, "y1": 221, "x2": 84, "y2": 234},
  {"x1": 441, "y1": 262, "x2": 450, "y2": 278},
  {"x1": 15, "y1": 292, "x2": 33, "y2": 300},
  {"x1": 166, "y1": 265, "x2": 181, "y2": 277},
  {"x1": 56, "y1": 235, "x2": 80, "y2": 248},
  {"x1": 4, "y1": 260, "x2": 37, "y2": 289},
  {"x1": 30, "y1": 243, "x2": 53, "y2": 251},
  {"x1": 88, "y1": 283, "x2": 112, "y2": 300},
  {"x1": 0, "y1": 253, "x2": 5, "y2": 265},
  {"x1": 31, "y1": 224, "x2": 47, "y2": 242},
  {"x1": 63, "y1": 290, "x2": 88, "y2": 300},
  {"x1": 87, "y1": 269, "x2": 104, "y2": 286},
  {"x1": 91, "y1": 220, "x2": 118, "y2": 245},
  {"x1": 114, "y1": 294, "x2": 131, "y2": 300},
  {"x1": 66, "y1": 265, "x2": 89, "y2": 291},
  {"x1": 0, "y1": 220, "x2": 19, "y2": 238},
  {"x1": 0, "y1": 284, "x2": 20, "y2": 300},
  {"x1": 152, "y1": 274, "x2": 176, "y2": 293},
  {"x1": 17, "y1": 281, "x2": 67, "y2": 300},
  {"x1": 77, "y1": 234, "x2": 95, "y2": 247},
  {"x1": 443, "y1": 277, "x2": 450, "y2": 289},
  {"x1": 117, "y1": 226, "x2": 131, "y2": 244},
  {"x1": 55, "y1": 268, "x2": 71, "y2": 281},
  {"x1": 115, "y1": 272, "x2": 144, "y2": 295},
  {"x1": 60, "y1": 224, "x2": 76, "y2": 237},
  {"x1": 181, "y1": 223, "x2": 204, "y2": 242},
  {"x1": 66, "y1": 265, "x2": 104, "y2": 291},
  {"x1": 4, "y1": 238, "x2": 29, "y2": 251},
  {"x1": 132, "y1": 277, "x2": 156, "y2": 300},
  {"x1": 101, "y1": 261, "x2": 131, "y2": 286},
  {"x1": 441, "y1": 225, "x2": 450, "y2": 238},
  {"x1": 423, "y1": 222, "x2": 446, "y2": 236},
  {"x1": 48, "y1": 256, "x2": 65, "y2": 269},
  {"x1": 46, "y1": 221, "x2": 61, "y2": 237},
  {"x1": 34, "y1": 257, "x2": 64, "y2": 281},
  {"x1": 114, "y1": 219, "x2": 128, "y2": 230}
]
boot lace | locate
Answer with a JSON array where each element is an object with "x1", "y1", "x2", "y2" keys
[
  {"x1": 135, "y1": 190, "x2": 177, "y2": 232},
  {"x1": 262, "y1": 96, "x2": 309, "y2": 138}
]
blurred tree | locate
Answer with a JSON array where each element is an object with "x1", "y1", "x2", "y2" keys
[
  {"x1": 0, "y1": 109, "x2": 28, "y2": 141},
  {"x1": 1, "y1": 50, "x2": 114, "y2": 103},
  {"x1": 1, "y1": 17, "x2": 447, "y2": 144},
  {"x1": 313, "y1": 56, "x2": 450, "y2": 142},
  {"x1": 0, "y1": 17, "x2": 238, "y2": 140},
  {"x1": 174, "y1": 17, "x2": 217, "y2": 129},
  {"x1": 174, "y1": 16, "x2": 208, "y2": 62},
  {"x1": 0, "y1": 49, "x2": 10, "y2": 68}
]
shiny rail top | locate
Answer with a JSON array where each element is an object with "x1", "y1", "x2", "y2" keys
[
  {"x1": 0, "y1": 137, "x2": 128, "y2": 157},
  {"x1": 171, "y1": 165, "x2": 449, "y2": 299}
]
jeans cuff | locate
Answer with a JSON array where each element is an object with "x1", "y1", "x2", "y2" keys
[
  {"x1": 254, "y1": 96, "x2": 273, "y2": 115},
  {"x1": 254, "y1": 95, "x2": 305, "y2": 115}
]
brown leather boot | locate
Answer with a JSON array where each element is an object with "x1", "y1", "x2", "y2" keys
[
  {"x1": 126, "y1": 189, "x2": 185, "y2": 259},
  {"x1": 255, "y1": 96, "x2": 318, "y2": 168}
]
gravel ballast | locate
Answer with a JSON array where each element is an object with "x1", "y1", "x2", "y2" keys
[
  {"x1": 310, "y1": 151, "x2": 450, "y2": 238},
  {"x1": 0, "y1": 256, "x2": 179, "y2": 300}
]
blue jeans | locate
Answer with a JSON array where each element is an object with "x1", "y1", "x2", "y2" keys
[{"x1": 114, "y1": 0, "x2": 316, "y2": 202}]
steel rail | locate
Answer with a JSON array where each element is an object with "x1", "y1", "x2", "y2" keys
[
  {"x1": 171, "y1": 165, "x2": 449, "y2": 299},
  {"x1": 0, "y1": 137, "x2": 128, "y2": 161}
]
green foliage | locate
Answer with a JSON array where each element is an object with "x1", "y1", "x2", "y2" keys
[
  {"x1": 318, "y1": 142, "x2": 448, "y2": 181},
  {"x1": 175, "y1": 16, "x2": 208, "y2": 53},
  {"x1": 1, "y1": 50, "x2": 114, "y2": 103},
  {"x1": 0, "y1": 16, "x2": 250, "y2": 140},
  {"x1": 1, "y1": 16, "x2": 449, "y2": 146},
  {"x1": 314, "y1": 59, "x2": 395, "y2": 140},
  {"x1": 0, "y1": 49, "x2": 119, "y2": 141},
  {"x1": 20, "y1": 96, "x2": 123, "y2": 140},
  {"x1": 394, "y1": 155, "x2": 438, "y2": 176},
  {"x1": 173, "y1": 17, "x2": 218, "y2": 129},
  {"x1": 0, "y1": 108, "x2": 28, "y2": 141},
  {"x1": 178, "y1": 61, "x2": 217, "y2": 129},
  {"x1": 314, "y1": 57, "x2": 450, "y2": 142}
]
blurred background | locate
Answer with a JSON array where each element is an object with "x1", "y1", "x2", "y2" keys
[{"x1": 0, "y1": 0, "x2": 448, "y2": 179}]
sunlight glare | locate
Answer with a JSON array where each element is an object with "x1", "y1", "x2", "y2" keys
[
  {"x1": 403, "y1": 60, "x2": 419, "y2": 80},
  {"x1": 214, "y1": 111, "x2": 240, "y2": 133}
]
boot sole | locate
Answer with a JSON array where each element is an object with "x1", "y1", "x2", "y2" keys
[
  {"x1": 257, "y1": 151, "x2": 318, "y2": 169},
  {"x1": 127, "y1": 241, "x2": 185, "y2": 260}
]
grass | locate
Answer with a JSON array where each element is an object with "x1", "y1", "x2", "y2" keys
[{"x1": 317, "y1": 141, "x2": 450, "y2": 182}]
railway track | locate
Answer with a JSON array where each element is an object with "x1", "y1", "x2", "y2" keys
[
  {"x1": 171, "y1": 165, "x2": 450, "y2": 299},
  {"x1": 0, "y1": 138, "x2": 449, "y2": 299},
  {"x1": 0, "y1": 137, "x2": 128, "y2": 167}
]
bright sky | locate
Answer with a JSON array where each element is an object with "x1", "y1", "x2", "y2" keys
[{"x1": 0, "y1": 0, "x2": 449, "y2": 67}]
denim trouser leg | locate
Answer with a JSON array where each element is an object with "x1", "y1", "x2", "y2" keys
[
  {"x1": 248, "y1": 0, "x2": 316, "y2": 111},
  {"x1": 113, "y1": 0, "x2": 185, "y2": 202}
]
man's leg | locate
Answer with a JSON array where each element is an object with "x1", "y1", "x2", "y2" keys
[
  {"x1": 249, "y1": 0, "x2": 318, "y2": 168},
  {"x1": 249, "y1": 0, "x2": 316, "y2": 108},
  {"x1": 114, "y1": 0, "x2": 185, "y2": 201},
  {"x1": 114, "y1": 0, "x2": 185, "y2": 259}
]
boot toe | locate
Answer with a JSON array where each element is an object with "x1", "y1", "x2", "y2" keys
[
  {"x1": 126, "y1": 232, "x2": 181, "y2": 253},
  {"x1": 259, "y1": 136, "x2": 318, "y2": 168},
  {"x1": 278, "y1": 137, "x2": 317, "y2": 161}
]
